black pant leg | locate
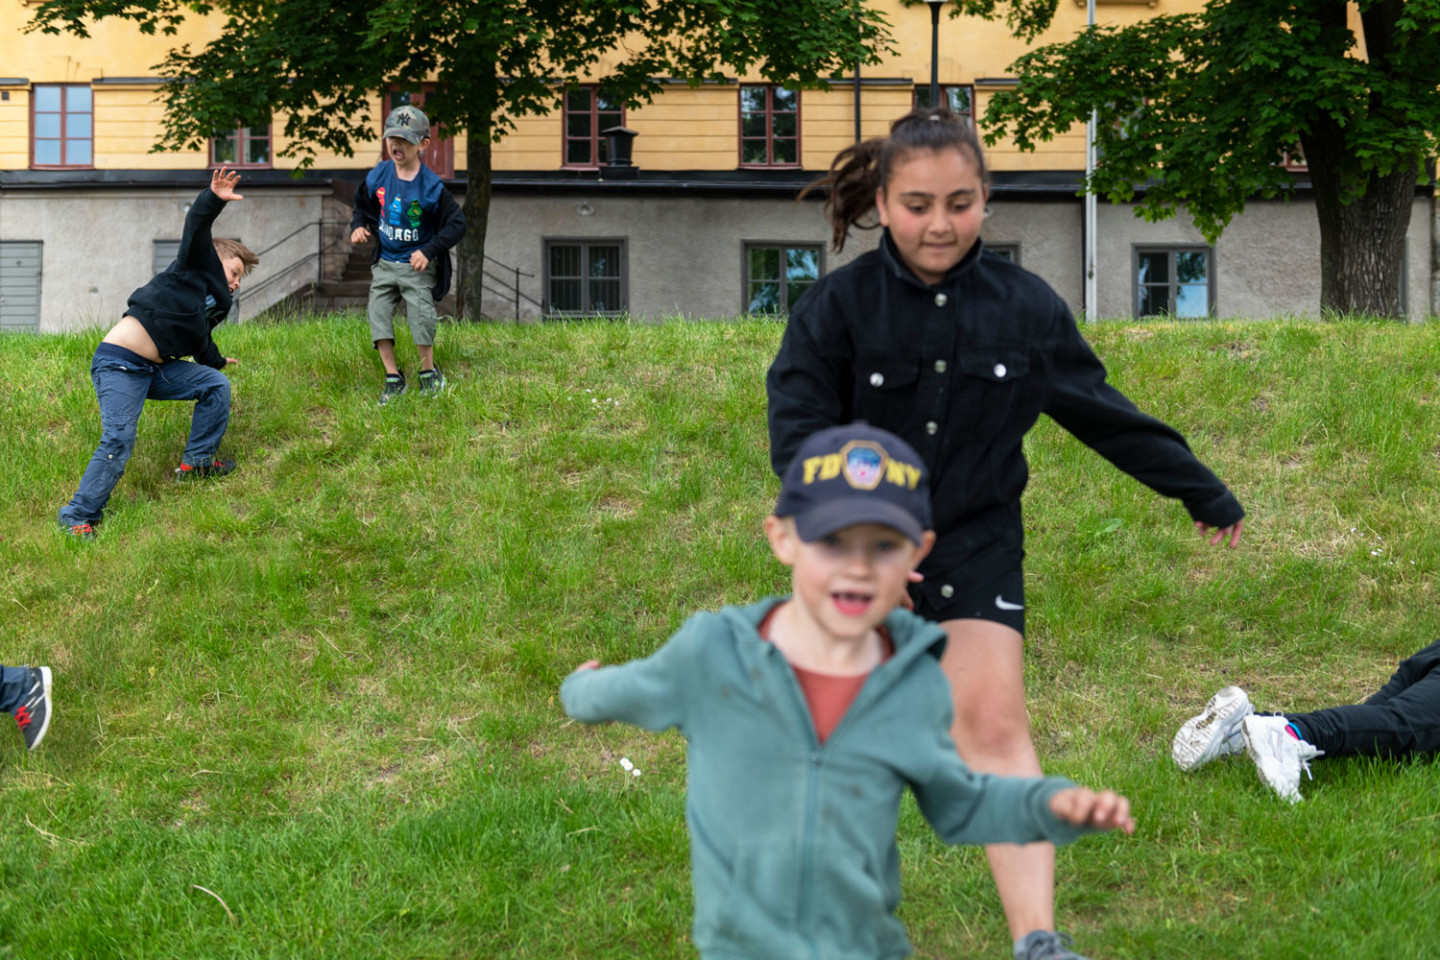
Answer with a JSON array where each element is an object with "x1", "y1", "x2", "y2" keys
[{"x1": 1287, "y1": 640, "x2": 1440, "y2": 758}]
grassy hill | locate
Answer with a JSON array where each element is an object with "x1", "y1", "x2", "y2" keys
[{"x1": 2, "y1": 315, "x2": 1438, "y2": 958}]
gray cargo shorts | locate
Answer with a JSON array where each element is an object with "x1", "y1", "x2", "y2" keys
[{"x1": 367, "y1": 258, "x2": 438, "y2": 347}]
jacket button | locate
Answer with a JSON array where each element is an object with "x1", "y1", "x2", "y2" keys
[
  {"x1": 925, "y1": 421, "x2": 938, "y2": 435},
  {"x1": 994, "y1": 363, "x2": 1007, "y2": 378},
  {"x1": 870, "y1": 372, "x2": 884, "y2": 387},
  {"x1": 934, "y1": 293, "x2": 948, "y2": 307},
  {"x1": 940, "y1": 584, "x2": 955, "y2": 598},
  {"x1": 934, "y1": 360, "x2": 947, "y2": 373}
]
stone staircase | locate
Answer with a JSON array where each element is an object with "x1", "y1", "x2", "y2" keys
[{"x1": 307, "y1": 242, "x2": 375, "y2": 312}]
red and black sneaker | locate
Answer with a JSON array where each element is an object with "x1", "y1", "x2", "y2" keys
[
  {"x1": 65, "y1": 522, "x2": 97, "y2": 540},
  {"x1": 12, "y1": 666, "x2": 52, "y2": 751},
  {"x1": 174, "y1": 459, "x2": 238, "y2": 481}
]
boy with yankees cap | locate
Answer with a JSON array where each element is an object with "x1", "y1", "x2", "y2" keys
[{"x1": 562, "y1": 423, "x2": 1134, "y2": 960}]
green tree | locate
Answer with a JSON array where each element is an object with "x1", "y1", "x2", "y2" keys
[
  {"x1": 28, "y1": 0, "x2": 892, "y2": 317},
  {"x1": 970, "y1": 0, "x2": 1439, "y2": 319}
]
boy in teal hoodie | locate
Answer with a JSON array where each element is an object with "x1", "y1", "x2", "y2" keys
[{"x1": 561, "y1": 423, "x2": 1134, "y2": 960}]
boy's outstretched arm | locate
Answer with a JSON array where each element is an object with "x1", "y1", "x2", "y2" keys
[
  {"x1": 176, "y1": 167, "x2": 241, "y2": 268},
  {"x1": 560, "y1": 617, "x2": 706, "y2": 733}
]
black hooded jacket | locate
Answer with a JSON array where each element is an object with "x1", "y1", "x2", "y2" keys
[
  {"x1": 124, "y1": 187, "x2": 232, "y2": 370},
  {"x1": 767, "y1": 231, "x2": 1245, "y2": 581}
]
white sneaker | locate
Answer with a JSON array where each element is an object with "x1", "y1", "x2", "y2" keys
[
  {"x1": 1242, "y1": 714, "x2": 1324, "y2": 803},
  {"x1": 1172, "y1": 685, "x2": 1253, "y2": 772}
]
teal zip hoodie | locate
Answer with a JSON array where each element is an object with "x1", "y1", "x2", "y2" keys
[{"x1": 561, "y1": 597, "x2": 1093, "y2": 960}]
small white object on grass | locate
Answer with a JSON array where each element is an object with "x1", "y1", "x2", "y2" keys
[{"x1": 619, "y1": 757, "x2": 642, "y2": 777}]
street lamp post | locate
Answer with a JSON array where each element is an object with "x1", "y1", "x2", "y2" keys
[{"x1": 926, "y1": 0, "x2": 945, "y2": 109}]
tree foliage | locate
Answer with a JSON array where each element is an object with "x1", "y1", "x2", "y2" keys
[{"x1": 981, "y1": 1, "x2": 1440, "y2": 246}]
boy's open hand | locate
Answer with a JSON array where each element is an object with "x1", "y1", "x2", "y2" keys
[
  {"x1": 211, "y1": 167, "x2": 244, "y2": 202},
  {"x1": 410, "y1": 249, "x2": 430, "y2": 272},
  {"x1": 351, "y1": 226, "x2": 373, "y2": 244},
  {"x1": 1049, "y1": 788, "x2": 1135, "y2": 835},
  {"x1": 574, "y1": 660, "x2": 600, "y2": 673}
]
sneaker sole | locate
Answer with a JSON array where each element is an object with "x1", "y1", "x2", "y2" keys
[
  {"x1": 1172, "y1": 685, "x2": 1252, "y2": 772},
  {"x1": 27, "y1": 667, "x2": 52, "y2": 752},
  {"x1": 379, "y1": 384, "x2": 408, "y2": 405}
]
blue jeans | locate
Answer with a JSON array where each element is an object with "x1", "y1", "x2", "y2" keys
[
  {"x1": 0, "y1": 665, "x2": 26, "y2": 713},
  {"x1": 58, "y1": 344, "x2": 231, "y2": 527}
]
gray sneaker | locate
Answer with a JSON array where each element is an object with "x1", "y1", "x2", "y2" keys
[
  {"x1": 1172, "y1": 685, "x2": 1253, "y2": 772},
  {"x1": 1015, "y1": 930, "x2": 1088, "y2": 960},
  {"x1": 10, "y1": 666, "x2": 52, "y2": 751},
  {"x1": 379, "y1": 372, "x2": 407, "y2": 405},
  {"x1": 416, "y1": 366, "x2": 446, "y2": 397}
]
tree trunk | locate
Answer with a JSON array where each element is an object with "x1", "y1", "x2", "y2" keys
[
  {"x1": 456, "y1": 72, "x2": 496, "y2": 321},
  {"x1": 1309, "y1": 160, "x2": 1416, "y2": 320}
]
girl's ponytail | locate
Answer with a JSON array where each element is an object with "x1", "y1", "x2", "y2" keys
[
  {"x1": 801, "y1": 137, "x2": 886, "y2": 253},
  {"x1": 802, "y1": 108, "x2": 988, "y2": 253}
]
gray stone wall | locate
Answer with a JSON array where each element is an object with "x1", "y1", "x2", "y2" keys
[{"x1": 0, "y1": 186, "x2": 331, "y2": 332}]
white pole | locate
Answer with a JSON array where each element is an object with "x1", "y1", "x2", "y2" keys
[{"x1": 1084, "y1": 0, "x2": 1098, "y2": 322}]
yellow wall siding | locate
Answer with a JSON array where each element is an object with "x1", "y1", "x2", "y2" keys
[
  {"x1": 0, "y1": 90, "x2": 29, "y2": 169},
  {"x1": 1, "y1": 0, "x2": 1218, "y2": 174}
]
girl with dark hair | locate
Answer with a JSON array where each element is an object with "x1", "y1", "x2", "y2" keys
[{"x1": 767, "y1": 109, "x2": 1245, "y2": 960}]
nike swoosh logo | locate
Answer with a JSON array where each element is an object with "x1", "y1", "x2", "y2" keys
[{"x1": 994, "y1": 595, "x2": 1024, "y2": 611}]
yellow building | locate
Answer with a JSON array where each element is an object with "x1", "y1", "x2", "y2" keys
[{"x1": 0, "y1": 0, "x2": 1433, "y2": 327}]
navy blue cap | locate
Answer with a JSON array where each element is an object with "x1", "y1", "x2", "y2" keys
[{"x1": 774, "y1": 423, "x2": 932, "y2": 544}]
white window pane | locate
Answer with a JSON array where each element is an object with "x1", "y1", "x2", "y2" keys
[
  {"x1": 33, "y1": 139, "x2": 61, "y2": 165},
  {"x1": 34, "y1": 86, "x2": 61, "y2": 112},
  {"x1": 1175, "y1": 284, "x2": 1209, "y2": 318},
  {"x1": 34, "y1": 114, "x2": 61, "y2": 139},
  {"x1": 68, "y1": 113, "x2": 92, "y2": 139},
  {"x1": 65, "y1": 139, "x2": 91, "y2": 165},
  {"x1": 67, "y1": 86, "x2": 92, "y2": 111}
]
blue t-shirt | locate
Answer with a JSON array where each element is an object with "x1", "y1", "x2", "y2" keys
[{"x1": 365, "y1": 161, "x2": 446, "y2": 262}]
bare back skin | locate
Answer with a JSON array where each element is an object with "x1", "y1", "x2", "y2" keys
[{"x1": 101, "y1": 316, "x2": 162, "y2": 363}]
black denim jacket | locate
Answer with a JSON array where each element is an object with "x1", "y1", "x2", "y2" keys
[{"x1": 766, "y1": 231, "x2": 1244, "y2": 578}]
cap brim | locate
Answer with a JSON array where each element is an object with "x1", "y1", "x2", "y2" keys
[
  {"x1": 383, "y1": 129, "x2": 424, "y2": 144},
  {"x1": 791, "y1": 498, "x2": 925, "y2": 545}
]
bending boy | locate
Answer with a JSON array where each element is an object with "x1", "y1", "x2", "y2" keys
[
  {"x1": 58, "y1": 168, "x2": 256, "y2": 538},
  {"x1": 1173, "y1": 640, "x2": 1440, "y2": 802},
  {"x1": 562, "y1": 423, "x2": 1134, "y2": 960}
]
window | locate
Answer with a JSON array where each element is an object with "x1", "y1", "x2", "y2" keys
[
  {"x1": 544, "y1": 240, "x2": 627, "y2": 317},
  {"x1": 987, "y1": 243, "x2": 1020, "y2": 265},
  {"x1": 563, "y1": 88, "x2": 625, "y2": 168},
  {"x1": 211, "y1": 125, "x2": 272, "y2": 167},
  {"x1": 913, "y1": 85, "x2": 974, "y2": 123},
  {"x1": 744, "y1": 243, "x2": 822, "y2": 315},
  {"x1": 1134, "y1": 247, "x2": 1213, "y2": 318},
  {"x1": 740, "y1": 85, "x2": 799, "y2": 166},
  {"x1": 31, "y1": 84, "x2": 92, "y2": 168}
]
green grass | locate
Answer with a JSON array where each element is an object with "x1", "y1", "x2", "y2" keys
[{"x1": 2, "y1": 314, "x2": 1438, "y2": 959}]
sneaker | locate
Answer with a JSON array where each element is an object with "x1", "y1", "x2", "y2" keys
[
  {"x1": 1015, "y1": 930, "x2": 1088, "y2": 960},
  {"x1": 416, "y1": 366, "x2": 446, "y2": 397},
  {"x1": 1172, "y1": 685, "x2": 1253, "y2": 772},
  {"x1": 11, "y1": 666, "x2": 52, "y2": 751},
  {"x1": 64, "y1": 522, "x2": 97, "y2": 540},
  {"x1": 175, "y1": 459, "x2": 238, "y2": 481},
  {"x1": 380, "y1": 372, "x2": 407, "y2": 405},
  {"x1": 1242, "y1": 714, "x2": 1324, "y2": 804}
]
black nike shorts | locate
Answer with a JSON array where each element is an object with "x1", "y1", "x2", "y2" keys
[{"x1": 909, "y1": 560, "x2": 1026, "y2": 636}]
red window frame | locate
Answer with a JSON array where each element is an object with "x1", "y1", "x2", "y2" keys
[
  {"x1": 562, "y1": 87, "x2": 626, "y2": 169},
  {"x1": 738, "y1": 85, "x2": 800, "y2": 168},
  {"x1": 209, "y1": 125, "x2": 273, "y2": 168},
  {"x1": 30, "y1": 84, "x2": 93, "y2": 170}
]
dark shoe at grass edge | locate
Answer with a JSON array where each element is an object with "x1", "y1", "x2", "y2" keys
[
  {"x1": 175, "y1": 459, "x2": 238, "y2": 481},
  {"x1": 380, "y1": 372, "x2": 407, "y2": 405},
  {"x1": 417, "y1": 366, "x2": 446, "y2": 397}
]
